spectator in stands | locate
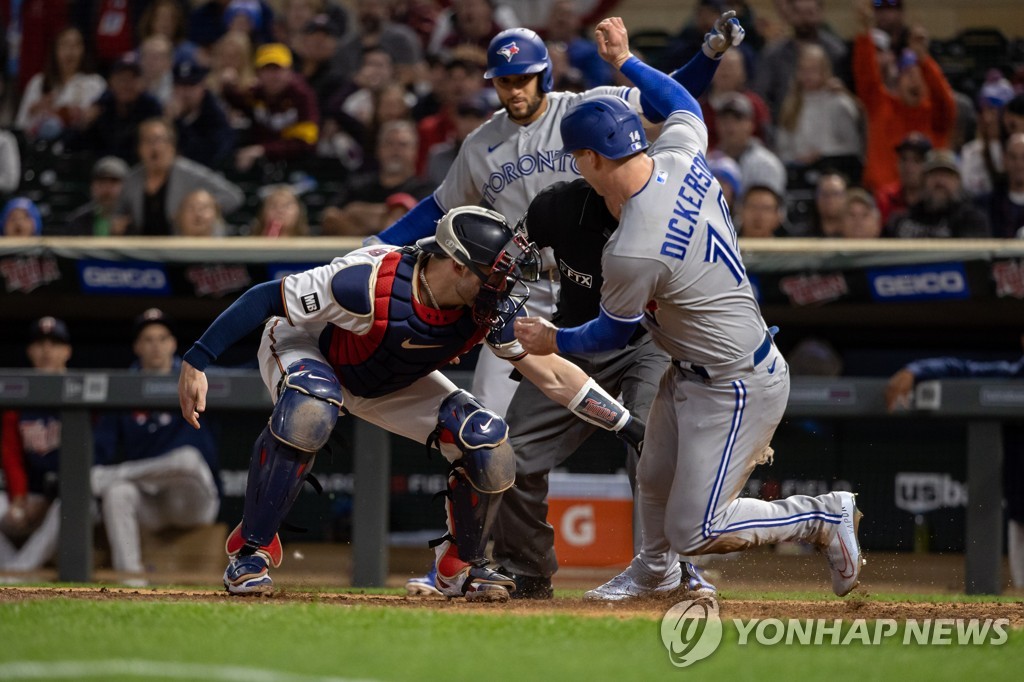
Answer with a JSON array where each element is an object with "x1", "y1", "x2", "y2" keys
[
  {"x1": 425, "y1": 93, "x2": 492, "y2": 186},
  {"x1": 251, "y1": 185, "x2": 310, "y2": 237},
  {"x1": 872, "y1": 0, "x2": 909, "y2": 56},
  {"x1": 189, "y1": 0, "x2": 274, "y2": 55},
  {"x1": 416, "y1": 47, "x2": 487, "y2": 175},
  {"x1": 961, "y1": 75, "x2": 1017, "y2": 199},
  {"x1": 176, "y1": 189, "x2": 226, "y2": 237},
  {"x1": 2, "y1": 0, "x2": 70, "y2": 93},
  {"x1": 61, "y1": 156, "x2": 129, "y2": 237},
  {"x1": 335, "y1": 0, "x2": 423, "y2": 86},
  {"x1": 293, "y1": 14, "x2": 347, "y2": 112},
  {"x1": 713, "y1": 93, "x2": 787, "y2": 198},
  {"x1": 875, "y1": 132, "x2": 930, "y2": 225},
  {"x1": 114, "y1": 118, "x2": 244, "y2": 236},
  {"x1": 775, "y1": 43, "x2": 863, "y2": 168},
  {"x1": 427, "y1": 0, "x2": 511, "y2": 58},
  {"x1": 886, "y1": 149, "x2": 991, "y2": 238},
  {"x1": 74, "y1": 0, "x2": 137, "y2": 72},
  {"x1": 223, "y1": 43, "x2": 320, "y2": 171},
  {"x1": 2, "y1": 198, "x2": 42, "y2": 237},
  {"x1": 0, "y1": 130, "x2": 20, "y2": 195},
  {"x1": 751, "y1": 0, "x2": 847, "y2": 119},
  {"x1": 14, "y1": 26, "x2": 105, "y2": 142},
  {"x1": 74, "y1": 53, "x2": 163, "y2": 164},
  {"x1": 138, "y1": 0, "x2": 197, "y2": 64},
  {"x1": 1008, "y1": 96, "x2": 1024, "y2": 137},
  {"x1": 207, "y1": 31, "x2": 257, "y2": 101},
  {"x1": 707, "y1": 150, "x2": 743, "y2": 210},
  {"x1": 703, "y1": 48, "x2": 771, "y2": 150},
  {"x1": 810, "y1": 172, "x2": 848, "y2": 237},
  {"x1": 224, "y1": 0, "x2": 267, "y2": 43},
  {"x1": 166, "y1": 57, "x2": 236, "y2": 169},
  {"x1": 986, "y1": 133, "x2": 1024, "y2": 239},
  {"x1": 92, "y1": 308, "x2": 221, "y2": 586},
  {"x1": 139, "y1": 35, "x2": 175, "y2": 108},
  {"x1": 0, "y1": 317, "x2": 74, "y2": 575},
  {"x1": 840, "y1": 188, "x2": 883, "y2": 239},
  {"x1": 886, "y1": 343, "x2": 1024, "y2": 589},
  {"x1": 541, "y1": 0, "x2": 611, "y2": 90},
  {"x1": 853, "y1": 4, "x2": 956, "y2": 191},
  {"x1": 738, "y1": 185, "x2": 786, "y2": 238},
  {"x1": 333, "y1": 47, "x2": 397, "y2": 130},
  {"x1": 320, "y1": 120, "x2": 433, "y2": 236}
]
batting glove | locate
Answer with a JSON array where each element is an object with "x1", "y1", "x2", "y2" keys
[{"x1": 703, "y1": 10, "x2": 746, "y2": 59}]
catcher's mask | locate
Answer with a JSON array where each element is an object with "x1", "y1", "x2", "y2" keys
[{"x1": 416, "y1": 206, "x2": 540, "y2": 331}]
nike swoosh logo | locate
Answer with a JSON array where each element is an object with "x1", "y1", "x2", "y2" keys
[
  {"x1": 487, "y1": 141, "x2": 505, "y2": 153},
  {"x1": 306, "y1": 374, "x2": 330, "y2": 382},
  {"x1": 401, "y1": 338, "x2": 444, "y2": 350},
  {"x1": 482, "y1": 416, "x2": 494, "y2": 430},
  {"x1": 766, "y1": 358, "x2": 777, "y2": 374}
]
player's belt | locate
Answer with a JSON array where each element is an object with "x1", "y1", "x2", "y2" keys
[{"x1": 672, "y1": 328, "x2": 777, "y2": 383}]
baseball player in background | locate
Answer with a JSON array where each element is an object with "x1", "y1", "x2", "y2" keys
[
  {"x1": 177, "y1": 206, "x2": 647, "y2": 600},
  {"x1": 374, "y1": 13, "x2": 746, "y2": 419},
  {"x1": 516, "y1": 18, "x2": 864, "y2": 600}
]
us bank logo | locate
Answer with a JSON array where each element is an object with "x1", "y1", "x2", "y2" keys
[{"x1": 659, "y1": 597, "x2": 722, "y2": 667}]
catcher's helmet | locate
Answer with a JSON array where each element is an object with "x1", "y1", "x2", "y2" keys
[
  {"x1": 484, "y1": 28, "x2": 554, "y2": 93},
  {"x1": 417, "y1": 206, "x2": 540, "y2": 331},
  {"x1": 560, "y1": 95, "x2": 649, "y2": 160}
]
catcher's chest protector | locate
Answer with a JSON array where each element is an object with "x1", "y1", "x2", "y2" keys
[{"x1": 321, "y1": 251, "x2": 485, "y2": 398}]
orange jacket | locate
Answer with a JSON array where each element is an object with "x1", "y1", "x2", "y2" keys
[{"x1": 853, "y1": 33, "x2": 956, "y2": 190}]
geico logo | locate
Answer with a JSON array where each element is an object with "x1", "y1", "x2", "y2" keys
[
  {"x1": 561, "y1": 504, "x2": 595, "y2": 546},
  {"x1": 83, "y1": 267, "x2": 167, "y2": 289},
  {"x1": 874, "y1": 271, "x2": 964, "y2": 297}
]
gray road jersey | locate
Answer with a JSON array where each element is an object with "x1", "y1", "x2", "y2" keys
[
  {"x1": 600, "y1": 111, "x2": 767, "y2": 367},
  {"x1": 434, "y1": 88, "x2": 628, "y2": 221}
]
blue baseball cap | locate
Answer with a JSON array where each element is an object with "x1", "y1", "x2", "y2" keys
[{"x1": 2, "y1": 197, "x2": 43, "y2": 235}]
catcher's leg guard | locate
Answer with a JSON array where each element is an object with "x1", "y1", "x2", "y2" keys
[
  {"x1": 238, "y1": 360, "x2": 343, "y2": 552},
  {"x1": 428, "y1": 390, "x2": 516, "y2": 600}
]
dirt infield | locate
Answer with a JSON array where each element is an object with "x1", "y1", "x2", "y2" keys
[{"x1": 2, "y1": 586, "x2": 1022, "y2": 626}]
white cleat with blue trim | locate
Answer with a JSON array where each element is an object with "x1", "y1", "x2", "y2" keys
[{"x1": 823, "y1": 491, "x2": 865, "y2": 597}]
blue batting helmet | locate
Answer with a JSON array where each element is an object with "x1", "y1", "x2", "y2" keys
[
  {"x1": 560, "y1": 95, "x2": 649, "y2": 160},
  {"x1": 484, "y1": 28, "x2": 554, "y2": 93}
]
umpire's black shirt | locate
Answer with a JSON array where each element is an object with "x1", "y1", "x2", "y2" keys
[{"x1": 522, "y1": 179, "x2": 619, "y2": 328}]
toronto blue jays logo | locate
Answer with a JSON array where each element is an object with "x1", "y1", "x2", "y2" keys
[{"x1": 497, "y1": 42, "x2": 520, "y2": 62}]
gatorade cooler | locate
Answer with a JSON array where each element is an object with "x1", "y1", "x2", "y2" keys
[{"x1": 548, "y1": 472, "x2": 633, "y2": 567}]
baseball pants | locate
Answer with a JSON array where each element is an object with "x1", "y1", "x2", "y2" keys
[
  {"x1": 259, "y1": 318, "x2": 466, "y2": 463},
  {"x1": 633, "y1": 345, "x2": 846, "y2": 579},
  {"x1": 492, "y1": 335, "x2": 668, "y2": 579},
  {"x1": 93, "y1": 446, "x2": 220, "y2": 575},
  {"x1": 0, "y1": 494, "x2": 62, "y2": 572}
]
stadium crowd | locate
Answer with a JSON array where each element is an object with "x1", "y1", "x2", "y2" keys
[{"x1": 0, "y1": 0, "x2": 1021, "y2": 240}]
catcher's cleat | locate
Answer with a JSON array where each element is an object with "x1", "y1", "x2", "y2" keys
[
  {"x1": 223, "y1": 551, "x2": 274, "y2": 595},
  {"x1": 679, "y1": 562, "x2": 717, "y2": 598},
  {"x1": 822, "y1": 491, "x2": 865, "y2": 597},
  {"x1": 583, "y1": 561, "x2": 682, "y2": 601},
  {"x1": 405, "y1": 564, "x2": 443, "y2": 597},
  {"x1": 435, "y1": 551, "x2": 515, "y2": 601}
]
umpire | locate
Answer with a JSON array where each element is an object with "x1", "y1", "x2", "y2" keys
[{"x1": 491, "y1": 179, "x2": 714, "y2": 599}]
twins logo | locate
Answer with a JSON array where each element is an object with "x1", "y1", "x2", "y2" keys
[
  {"x1": 496, "y1": 42, "x2": 520, "y2": 62},
  {"x1": 660, "y1": 597, "x2": 723, "y2": 668}
]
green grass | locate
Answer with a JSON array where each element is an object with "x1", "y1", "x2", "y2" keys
[{"x1": 1, "y1": 597, "x2": 1022, "y2": 682}]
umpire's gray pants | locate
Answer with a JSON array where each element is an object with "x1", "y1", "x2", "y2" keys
[{"x1": 492, "y1": 335, "x2": 668, "y2": 579}]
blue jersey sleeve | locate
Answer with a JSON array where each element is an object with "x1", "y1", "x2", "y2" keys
[
  {"x1": 183, "y1": 280, "x2": 286, "y2": 371},
  {"x1": 555, "y1": 308, "x2": 639, "y2": 355},
  {"x1": 622, "y1": 56, "x2": 702, "y2": 123},
  {"x1": 640, "y1": 51, "x2": 718, "y2": 124},
  {"x1": 376, "y1": 193, "x2": 446, "y2": 246}
]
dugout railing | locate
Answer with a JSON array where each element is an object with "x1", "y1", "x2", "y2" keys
[{"x1": 0, "y1": 369, "x2": 1020, "y2": 594}]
